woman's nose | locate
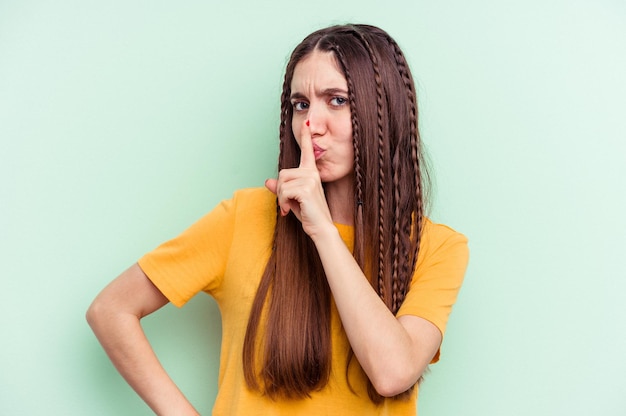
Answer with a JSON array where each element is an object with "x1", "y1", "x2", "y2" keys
[{"x1": 306, "y1": 104, "x2": 326, "y2": 135}]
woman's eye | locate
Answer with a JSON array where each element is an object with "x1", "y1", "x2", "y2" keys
[
  {"x1": 330, "y1": 96, "x2": 348, "y2": 106},
  {"x1": 292, "y1": 101, "x2": 309, "y2": 111}
]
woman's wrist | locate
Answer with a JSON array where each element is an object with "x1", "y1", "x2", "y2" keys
[{"x1": 309, "y1": 220, "x2": 341, "y2": 246}]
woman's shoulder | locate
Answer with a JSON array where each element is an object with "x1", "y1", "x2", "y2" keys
[
  {"x1": 229, "y1": 187, "x2": 275, "y2": 210},
  {"x1": 422, "y1": 218, "x2": 467, "y2": 241},
  {"x1": 420, "y1": 218, "x2": 469, "y2": 259},
  {"x1": 226, "y1": 187, "x2": 276, "y2": 219},
  {"x1": 198, "y1": 187, "x2": 275, "y2": 228},
  {"x1": 231, "y1": 186, "x2": 275, "y2": 201}
]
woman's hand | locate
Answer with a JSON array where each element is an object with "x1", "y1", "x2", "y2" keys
[{"x1": 265, "y1": 122, "x2": 334, "y2": 239}]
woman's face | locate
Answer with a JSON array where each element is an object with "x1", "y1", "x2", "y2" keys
[{"x1": 290, "y1": 50, "x2": 354, "y2": 188}]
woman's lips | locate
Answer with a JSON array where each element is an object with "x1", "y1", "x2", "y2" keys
[{"x1": 313, "y1": 144, "x2": 324, "y2": 160}]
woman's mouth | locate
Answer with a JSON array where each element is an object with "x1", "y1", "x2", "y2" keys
[{"x1": 313, "y1": 144, "x2": 324, "y2": 160}]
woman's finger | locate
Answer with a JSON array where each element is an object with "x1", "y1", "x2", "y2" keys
[{"x1": 299, "y1": 119, "x2": 316, "y2": 169}]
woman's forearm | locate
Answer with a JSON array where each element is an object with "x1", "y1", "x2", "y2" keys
[
  {"x1": 86, "y1": 264, "x2": 199, "y2": 415},
  {"x1": 87, "y1": 308, "x2": 199, "y2": 415},
  {"x1": 311, "y1": 227, "x2": 439, "y2": 396}
]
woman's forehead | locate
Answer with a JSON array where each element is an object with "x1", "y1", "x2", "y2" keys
[{"x1": 290, "y1": 50, "x2": 346, "y2": 92}]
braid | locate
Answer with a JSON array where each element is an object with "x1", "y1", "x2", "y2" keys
[
  {"x1": 331, "y1": 44, "x2": 365, "y2": 266},
  {"x1": 278, "y1": 75, "x2": 292, "y2": 170},
  {"x1": 387, "y1": 35, "x2": 423, "y2": 309},
  {"x1": 391, "y1": 152, "x2": 401, "y2": 312},
  {"x1": 353, "y1": 29, "x2": 388, "y2": 305}
]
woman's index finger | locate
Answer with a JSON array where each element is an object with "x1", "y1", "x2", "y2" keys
[{"x1": 299, "y1": 120, "x2": 315, "y2": 168}]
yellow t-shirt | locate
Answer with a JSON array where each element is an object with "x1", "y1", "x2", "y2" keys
[{"x1": 138, "y1": 187, "x2": 469, "y2": 415}]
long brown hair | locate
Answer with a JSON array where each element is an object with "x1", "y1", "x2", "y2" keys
[{"x1": 243, "y1": 24, "x2": 427, "y2": 403}]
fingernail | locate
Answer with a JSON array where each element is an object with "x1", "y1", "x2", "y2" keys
[{"x1": 306, "y1": 120, "x2": 310, "y2": 127}]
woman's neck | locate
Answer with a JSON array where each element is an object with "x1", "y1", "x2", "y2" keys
[{"x1": 324, "y1": 179, "x2": 354, "y2": 226}]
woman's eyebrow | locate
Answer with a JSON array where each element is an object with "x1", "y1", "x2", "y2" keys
[
  {"x1": 290, "y1": 91, "x2": 307, "y2": 101},
  {"x1": 290, "y1": 88, "x2": 348, "y2": 101},
  {"x1": 319, "y1": 88, "x2": 348, "y2": 97}
]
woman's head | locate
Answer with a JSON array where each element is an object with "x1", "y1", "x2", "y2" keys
[{"x1": 279, "y1": 24, "x2": 422, "y2": 202}]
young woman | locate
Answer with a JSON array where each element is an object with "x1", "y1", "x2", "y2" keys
[{"x1": 87, "y1": 24, "x2": 469, "y2": 415}]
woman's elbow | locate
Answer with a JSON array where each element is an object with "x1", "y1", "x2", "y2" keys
[
  {"x1": 371, "y1": 367, "x2": 423, "y2": 397},
  {"x1": 86, "y1": 294, "x2": 117, "y2": 332},
  {"x1": 85, "y1": 298, "x2": 104, "y2": 329}
]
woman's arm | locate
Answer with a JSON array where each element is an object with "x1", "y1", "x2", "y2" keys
[
  {"x1": 312, "y1": 227, "x2": 441, "y2": 397},
  {"x1": 86, "y1": 263, "x2": 200, "y2": 415}
]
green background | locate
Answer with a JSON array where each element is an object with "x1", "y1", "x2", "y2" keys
[{"x1": 1, "y1": 0, "x2": 624, "y2": 414}]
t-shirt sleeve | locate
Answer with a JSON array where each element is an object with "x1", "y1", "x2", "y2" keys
[
  {"x1": 137, "y1": 195, "x2": 237, "y2": 307},
  {"x1": 396, "y1": 221, "x2": 469, "y2": 362}
]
